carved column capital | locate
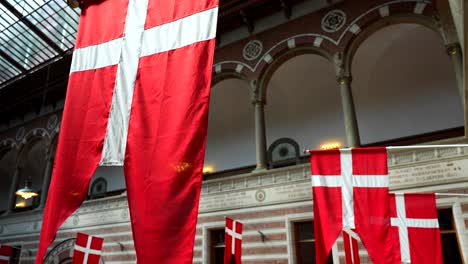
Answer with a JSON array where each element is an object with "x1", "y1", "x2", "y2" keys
[
  {"x1": 250, "y1": 79, "x2": 265, "y2": 105},
  {"x1": 337, "y1": 75, "x2": 352, "y2": 86},
  {"x1": 446, "y1": 43, "x2": 462, "y2": 56}
]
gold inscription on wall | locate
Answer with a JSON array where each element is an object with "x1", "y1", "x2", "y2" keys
[{"x1": 389, "y1": 159, "x2": 465, "y2": 188}]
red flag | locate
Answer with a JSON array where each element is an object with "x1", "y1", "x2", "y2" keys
[
  {"x1": 343, "y1": 231, "x2": 360, "y2": 264},
  {"x1": 390, "y1": 193, "x2": 443, "y2": 264},
  {"x1": 36, "y1": 0, "x2": 218, "y2": 263},
  {"x1": 310, "y1": 147, "x2": 394, "y2": 264},
  {"x1": 0, "y1": 245, "x2": 13, "y2": 264},
  {"x1": 72, "y1": 233, "x2": 104, "y2": 264},
  {"x1": 224, "y1": 218, "x2": 243, "y2": 264}
]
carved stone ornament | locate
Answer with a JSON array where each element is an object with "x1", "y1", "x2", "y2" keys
[
  {"x1": 321, "y1": 9, "x2": 347, "y2": 33},
  {"x1": 16, "y1": 126, "x2": 25, "y2": 141},
  {"x1": 47, "y1": 115, "x2": 58, "y2": 131},
  {"x1": 243, "y1": 40, "x2": 263, "y2": 61}
]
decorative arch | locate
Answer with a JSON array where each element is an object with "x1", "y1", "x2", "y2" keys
[
  {"x1": 337, "y1": 0, "x2": 438, "y2": 75},
  {"x1": 257, "y1": 45, "x2": 334, "y2": 103},
  {"x1": 211, "y1": 71, "x2": 249, "y2": 87},
  {"x1": 16, "y1": 128, "x2": 51, "y2": 166},
  {"x1": 343, "y1": 14, "x2": 441, "y2": 75}
]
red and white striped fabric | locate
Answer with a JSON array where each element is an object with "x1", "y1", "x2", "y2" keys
[
  {"x1": 310, "y1": 147, "x2": 394, "y2": 264},
  {"x1": 36, "y1": 0, "x2": 218, "y2": 263},
  {"x1": 0, "y1": 245, "x2": 13, "y2": 264},
  {"x1": 390, "y1": 193, "x2": 443, "y2": 264},
  {"x1": 343, "y1": 231, "x2": 360, "y2": 264},
  {"x1": 225, "y1": 218, "x2": 243, "y2": 264},
  {"x1": 72, "y1": 233, "x2": 104, "y2": 264}
]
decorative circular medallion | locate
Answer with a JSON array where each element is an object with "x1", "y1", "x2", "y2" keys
[
  {"x1": 321, "y1": 9, "x2": 347, "y2": 33},
  {"x1": 47, "y1": 115, "x2": 58, "y2": 130},
  {"x1": 243, "y1": 40, "x2": 263, "y2": 61},
  {"x1": 16, "y1": 127, "x2": 25, "y2": 141},
  {"x1": 72, "y1": 215, "x2": 79, "y2": 226},
  {"x1": 255, "y1": 189, "x2": 266, "y2": 202},
  {"x1": 121, "y1": 209, "x2": 129, "y2": 220}
]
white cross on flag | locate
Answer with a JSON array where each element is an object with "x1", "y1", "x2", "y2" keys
[
  {"x1": 72, "y1": 233, "x2": 104, "y2": 264},
  {"x1": 310, "y1": 147, "x2": 394, "y2": 264},
  {"x1": 225, "y1": 218, "x2": 243, "y2": 264},
  {"x1": 0, "y1": 245, "x2": 13, "y2": 264},
  {"x1": 36, "y1": 0, "x2": 218, "y2": 263},
  {"x1": 390, "y1": 193, "x2": 443, "y2": 264}
]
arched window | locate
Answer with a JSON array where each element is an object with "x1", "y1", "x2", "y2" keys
[
  {"x1": 351, "y1": 23, "x2": 463, "y2": 144},
  {"x1": 15, "y1": 139, "x2": 48, "y2": 210}
]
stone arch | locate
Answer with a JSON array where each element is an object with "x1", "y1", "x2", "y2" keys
[
  {"x1": 343, "y1": 14, "x2": 441, "y2": 75},
  {"x1": 205, "y1": 76, "x2": 255, "y2": 172},
  {"x1": 211, "y1": 71, "x2": 249, "y2": 87},
  {"x1": 258, "y1": 45, "x2": 334, "y2": 103},
  {"x1": 348, "y1": 20, "x2": 462, "y2": 144},
  {"x1": 14, "y1": 129, "x2": 51, "y2": 209}
]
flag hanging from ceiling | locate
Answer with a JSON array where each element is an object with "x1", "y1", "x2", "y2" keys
[
  {"x1": 0, "y1": 245, "x2": 13, "y2": 264},
  {"x1": 225, "y1": 218, "x2": 243, "y2": 264},
  {"x1": 390, "y1": 193, "x2": 443, "y2": 264},
  {"x1": 310, "y1": 147, "x2": 394, "y2": 264},
  {"x1": 36, "y1": 0, "x2": 218, "y2": 263},
  {"x1": 72, "y1": 233, "x2": 104, "y2": 264}
]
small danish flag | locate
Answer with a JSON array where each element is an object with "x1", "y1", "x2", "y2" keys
[
  {"x1": 0, "y1": 245, "x2": 13, "y2": 264},
  {"x1": 225, "y1": 218, "x2": 243, "y2": 264},
  {"x1": 390, "y1": 193, "x2": 443, "y2": 264},
  {"x1": 72, "y1": 233, "x2": 104, "y2": 264}
]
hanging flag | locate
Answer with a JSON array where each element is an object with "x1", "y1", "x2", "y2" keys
[
  {"x1": 36, "y1": 0, "x2": 218, "y2": 263},
  {"x1": 72, "y1": 233, "x2": 104, "y2": 264},
  {"x1": 343, "y1": 231, "x2": 360, "y2": 264},
  {"x1": 310, "y1": 147, "x2": 394, "y2": 264},
  {"x1": 0, "y1": 245, "x2": 13, "y2": 264},
  {"x1": 390, "y1": 193, "x2": 443, "y2": 264},
  {"x1": 225, "y1": 218, "x2": 243, "y2": 264}
]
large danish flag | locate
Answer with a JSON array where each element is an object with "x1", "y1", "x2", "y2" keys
[
  {"x1": 36, "y1": 0, "x2": 218, "y2": 263},
  {"x1": 72, "y1": 233, "x2": 104, "y2": 264},
  {"x1": 390, "y1": 193, "x2": 443, "y2": 264},
  {"x1": 225, "y1": 218, "x2": 243, "y2": 264},
  {"x1": 0, "y1": 245, "x2": 13, "y2": 264},
  {"x1": 310, "y1": 147, "x2": 394, "y2": 264}
]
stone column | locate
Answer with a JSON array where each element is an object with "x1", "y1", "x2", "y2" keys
[
  {"x1": 39, "y1": 155, "x2": 53, "y2": 209},
  {"x1": 337, "y1": 76, "x2": 361, "y2": 147},
  {"x1": 251, "y1": 80, "x2": 268, "y2": 171},
  {"x1": 5, "y1": 167, "x2": 21, "y2": 214},
  {"x1": 446, "y1": 43, "x2": 464, "y2": 104}
]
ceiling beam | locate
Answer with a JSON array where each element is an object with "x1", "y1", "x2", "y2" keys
[
  {"x1": 0, "y1": 0, "x2": 65, "y2": 54},
  {"x1": 0, "y1": 49, "x2": 27, "y2": 73}
]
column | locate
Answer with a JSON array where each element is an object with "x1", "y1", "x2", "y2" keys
[
  {"x1": 251, "y1": 80, "x2": 268, "y2": 171},
  {"x1": 337, "y1": 76, "x2": 361, "y2": 147},
  {"x1": 39, "y1": 155, "x2": 53, "y2": 209},
  {"x1": 5, "y1": 167, "x2": 21, "y2": 214},
  {"x1": 446, "y1": 43, "x2": 464, "y2": 104}
]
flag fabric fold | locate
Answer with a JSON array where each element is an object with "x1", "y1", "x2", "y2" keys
[
  {"x1": 224, "y1": 218, "x2": 243, "y2": 264},
  {"x1": 36, "y1": 0, "x2": 218, "y2": 263},
  {"x1": 310, "y1": 147, "x2": 394, "y2": 264},
  {"x1": 343, "y1": 231, "x2": 360, "y2": 264},
  {"x1": 390, "y1": 193, "x2": 443, "y2": 264}
]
